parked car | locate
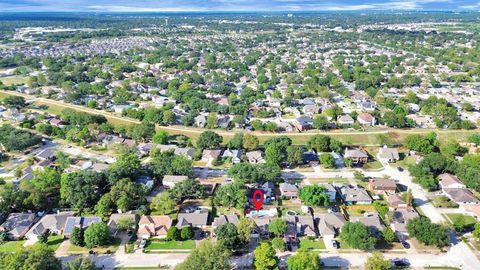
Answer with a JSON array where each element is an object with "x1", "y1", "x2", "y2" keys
[
  {"x1": 401, "y1": 241, "x2": 410, "y2": 249},
  {"x1": 139, "y1": 239, "x2": 147, "y2": 249},
  {"x1": 331, "y1": 240, "x2": 338, "y2": 249},
  {"x1": 391, "y1": 258, "x2": 410, "y2": 267},
  {"x1": 397, "y1": 167, "x2": 404, "y2": 172}
]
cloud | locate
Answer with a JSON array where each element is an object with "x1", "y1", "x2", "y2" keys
[{"x1": 0, "y1": 0, "x2": 477, "y2": 12}]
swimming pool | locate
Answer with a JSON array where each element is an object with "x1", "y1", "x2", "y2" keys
[{"x1": 246, "y1": 209, "x2": 277, "y2": 217}]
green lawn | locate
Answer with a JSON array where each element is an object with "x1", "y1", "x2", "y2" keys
[
  {"x1": 68, "y1": 238, "x2": 121, "y2": 254},
  {"x1": 363, "y1": 161, "x2": 383, "y2": 170},
  {"x1": 0, "y1": 76, "x2": 28, "y2": 86},
  {"x1": 335, "y1": 238, "x2": 352, "y2": 249},
  {"x1": 35, "y1": 235, "x2": 65, "y2": 251},
  {"x1": 445, "y1": 214, "x2": 477, "y2": 227},
  {"x1": 0, "y1": 240, "x2": 26, "y2": 253},
  {"x1": 299, "y1": 238, "x2": 326, "y2": 250},
  {"x1": 144, "y1": 240, "x2": 195, "y2": 251}
]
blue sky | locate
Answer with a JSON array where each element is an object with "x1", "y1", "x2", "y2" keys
[{"x1": 0, "y1": 0, "x2": 479, "y2": 12}]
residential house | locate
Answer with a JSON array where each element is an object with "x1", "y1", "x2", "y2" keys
[
  {"x1": 137, "y1": 215, "x2": 172, "y2": 239},
  {"x1": 222, "y1": 149, "x2": 242, "y2": 164},
  {"x1": 337, "y1": 115, "x2": 355, "y2": 125},
  {"x1": 357, "y1": 113, "x2": 375, "y2": 126},
  {"x1": 315, "y1": 213, "x2": 346, "y2": 241},
  {"x1": 246, "y1": 151, "x2": 266, "y2": 164},
  {"x1": 279, "y1": 183, "x2": 299, "y2": 199},
  {"x1": 195, "y1": 115, "x2": 207, "y2": 128},
  {"x1": 26, "y1": 212, "x2": 74, "y2": 241},
  {"x1": 259, "y1": 181, "x2": 276, "y2": 203},
  {"x1": 136, "y1": 176, "x2": 154, "y2": 190},
  {"x1": 63, "y1": 217, "x2": 102, "y2": 237},
  {"x1": 360, "y1": 101, "x2": 376, "y2": 112},
  {"x1": 339, "y1": 185, "x2": 373, "y2": 205},
  {"x1": 0, "y1": 213, "x2": 37, "y2": 240},
  {"x1": 202, "y1": 149, "x2": 223, "y2": 162},
  {"x1": 302, "y1": 105, "x2": 320, "y2": 116},
  {"x1": 176, "y1": 210, "x2": 209, "y2": 230},
  {"x1": 443, "y1": 188, "x2": 480, "y2": 205},
  {"x1": 174, "y1": 147, "x2": 195, "y2": 160},
  {"x1": 390, "y1": 208, "x2": 419, "y2": 240},
  {"x1": 344, "y1": 148, "x2": 369, "y2": 165},
  {"x1": 252, "y1": 217, "x2": 274, "y2": 238},
  {"x1": 321, "y1": 183, "x2": 337, "y2": 202},
  {"x1": 439, "y1": 173, "x2": 466, "y2": 189},
  {"x1": 162, "y1": 175, "x2": 188, "y2": 188},
  {"x1": 294, "y1": 116, "x2": 313, "y2": 132},
  {"x1": 212, "y1": 214, "x2": 240, "y2": 234},
  {"x1": 137, "y1": 143, "x2": 157, "y2": 157},
  {"x1": 377, "y1": 145, "x2": 400, "y2": 164},
  {"x1": 108, "y1": 213, "x2": 137, "y2": 236},
  {"x1": 352, "y1": 213, "x2": 385, "y2": 236},
  {"x1": 387, "y1": 194, "x2": 407, "y2": 209},
  {"x1": 368, "y1": 178, "x2": 397, "y2": 194}
]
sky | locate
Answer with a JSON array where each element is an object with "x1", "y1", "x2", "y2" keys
[{"x1": 0, "y1": 0, "x2": 479, "y2": 12}]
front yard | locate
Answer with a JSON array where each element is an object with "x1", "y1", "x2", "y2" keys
[
  {"x1": 0, "y1": 240, "x2": 25, "y2": 253},
  {"x1": 144, "y1": 239, "x2": 195, "y2": 252},
  {"x1": 444, "y1": 213, "x2": 477, "y2": 227},
  {"x1": 299, "y1": 238, "x2": 326, "y2": 250},
  {"x1": 67, "y1": 238, "x2": 121, "y2": 254}
]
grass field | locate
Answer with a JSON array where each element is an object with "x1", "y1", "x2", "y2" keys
[
  {"x1": 0, "y1": 240, "x2": 26, "y2": 253},
  {"x1": 1, "y1": 90, "x2": 480, "y2": 146},
  {"x1": 299, "y1": 238, "x2": 326, "y2": 250},
  {"x1": 144, "y1": 240, "x2": 195, "y2": 251},
  {"x1": 0, "y1": 76, "x2": 28, "y2": 86}
]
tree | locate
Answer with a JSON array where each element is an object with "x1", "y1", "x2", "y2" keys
[
  {"x1": 60, "y1": 170, "x2": 107, "y2": 212},
  {"x1": 354, "y1": 171, "x2": 366, "y2": 181},
  {"x1": 339, "y1": 222, "x2": 377, "y2": 250},
  {"x1": 176, "y1": 241, "x2": 231, "y2": 270},
  {"x1": 313, "y1": 115, "x2": 330, "y2": 130},
  {"x1": 473, "y1": 223, "x2": 480, "y2": 240},
  {"x1": 117, "y1": 218, "x2": 134, "y2": 232},
  {"x1": 404, "y1": 133, "x2": 437, "y2": 154},
  {"x1": 150, "y1": 151, "x2": 193, "y2": 179},
  {"x1": 456, "y1": 154, "x2": 480, "y2": 191},
  {"x1": 404, "y1": 189, "x2": 413, "y2": 206},
  {"x1": 70, "y1": 227, "x2": 84, "y2": 247},
  {"x1": 20, "y1": 167, "x2": 61, "y2": 210},
  {"x1": 227, "y1": 133, "x2": 243, "y2": 149},
  {"x1": 250, "y1": 119, "x2": 264, "y2": 131},
  {"x1": 169, "y1": 179, "x2": 205, "y2": 202},
  {"x1": 382, "y1": 227, "x2": 396, "y2": 243},
  {"x1": 299, "y1": 185, "x2": 329, "y2": 207},
  {"x1": 365, "y1": 251, "x2": 391, "y2": 270},
  {"x1": 243, "y1": 133, "x2": 259, "y2": 151},
  {"x1": 84, "y1": 222, "x2": 111, "y2": 248},
  {"x1": 265, "y1": 122, "x2": 278, "y2": 132},
  {"x1": 38, "y1": 231, "x2": 49, "y2": 244},
  {"x1": 2, "y1": 96, "x2": 26, "y2": 108},
  {"x1": 181, "y1": 226, "x2": 195, "y2": 240},
  {"x1": 0, "y1": 245, "x2": 61, "y2": 270},
  {"x1": 254, "y1": 242, "x2": 278, "y2": 270},
  {"x1": 215, "y1": 223, "x2": 240, "y2": 250},
  {"x1": 265, "y1": 144, "x2": 283, "y2": 165},
  {"x1": 167, "y1": 227, "x2": 181, "y2": 241},
  {"x1": 152, "y1": 130, "x2": 170, "y2": 144},
  {"x1": 95, "y1": 178, "x2": 146, "y2": 216},
  {"x1": 373, "y1": 201, "x2": 389, "y2": 218},
  {"x1": 319, "y1": 153, "x2": 335, "y2": 168},
  {"x1": 271, "y1": 237, "x2": 286, "y2": 251},
  {"x1": 197, "y1": 131, "x2": 223, "y2": 149},
  {"x1": 452, "y1": 215, "x2": 468, "y2": 232},
  {"x1": 286, "y1": 146, "x2": 304, "y2": 166},
  {"x1": 308, "y1": 135, "x2": 331, "y2": 152},
  {"x1": 213, "y1": 182, "x2": 247, "y2": 209},
  {"x1": 406, "y1": 216, "x2": 449, "y2": 248},
  {"x1": 287, "y1": 249, "x2": 320, "y2": 270},
  {"x1": 67, "y1": 257, "x2": 99, "y2": 270},
  {"x1": 107, "y1": 147, "x2": 141, "y2": 183},
  {"x1": 237, "y1": 217, "x2": 255, "y2": 244},
  {"x1": 268, "y1": 219, "x2": 287, "y2": 237},
  {"x1": 228, "y1": 163, "x2": 281, "y2": 184},
  {"x1": 150, "y1": 192, "x2": 176, "y2": 215}
]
